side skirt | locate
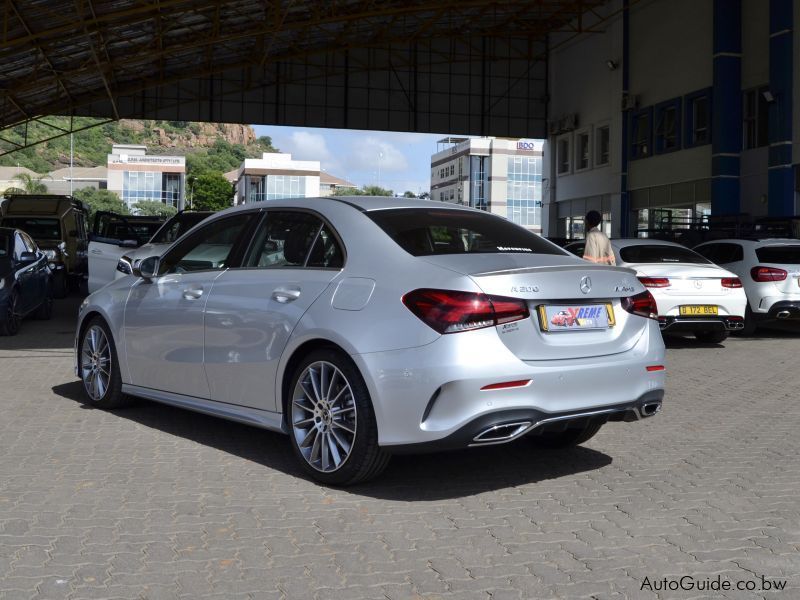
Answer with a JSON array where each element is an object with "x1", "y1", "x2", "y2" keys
[{"x1": 122, "y1": 384, "x2": 287, "y2": 434}]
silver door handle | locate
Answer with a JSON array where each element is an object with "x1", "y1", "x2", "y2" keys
[
  {"x1": 272, "y1": 287, "x2": 301, "y2": 303},
  {"x1": 183, "y1": 287, "x2": 203, "y2": 300}
]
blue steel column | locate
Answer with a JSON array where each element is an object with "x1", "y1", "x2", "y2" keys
[
  {"x1": 620, "y1": 0, "x2": 630, "y2": 235},
  {"x1": 711, "y1": 0, "x2": 742, "y2": 215},
  {"x1": 768, "y1": 0, "x2": 794, "y2": 216}
]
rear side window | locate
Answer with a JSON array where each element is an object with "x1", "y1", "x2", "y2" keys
[
  {"x1": 620, "y1": 244, "x2": 711, "y2": 264},
  {"x1": 245, "y1": 211, "x2": 328, "y2": 268},
  {"x1": 756, "y1": 245, "x2": 800, "y2": 264},
  {"x1": 695, "y1": 243, "x2": 743, "y2": 264},
  {"x1": 367, "y1": 208, "x2": 564, "y2": 256}
]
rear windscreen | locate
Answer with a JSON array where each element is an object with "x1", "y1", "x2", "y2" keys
[
  {"x1": 1, "y1": 218, "x2": 60, "y2": 240},
  {"x1": 619, "y1": 244, "x2": 711, "y2": 264},
  {"x1": 366, "y1": 208, "x2": 564, "y2": 257},
  {"x1": 756, "y1": 245, "x2": 800, "y2": 264}
]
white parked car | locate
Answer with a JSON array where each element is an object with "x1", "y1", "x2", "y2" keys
[
  {"x1": 565, "y1": 239, "x2": 747, "y2": 343},
  {"x1": 694, "y1": 238, "x2": 800, "y2": 334}
]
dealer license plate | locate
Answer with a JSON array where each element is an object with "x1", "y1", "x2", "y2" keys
[
  {"x1": 679, "y1": 305, "x2": 719, "y2": 315},
  {"x1": 538, "y1": 304, "x2": 614, "y2": 332}
]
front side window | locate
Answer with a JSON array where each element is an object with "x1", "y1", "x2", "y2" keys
[
  {"x1": 0, "y1": 232, "x2": 10, "y2": 257},
  {"x1": 159, "y1": 213, "x2": 255, "y2": 275},
  {"x1": 367, "y1": 208, "x2": 564, "y2": 257},
  {"x1": 150, "y1": 212, "x2": 210, "y2": 244},
  {"x1": 245, "y1": 211, "x2": 325, "y2": 268},
  {"x1": 620, "y1": 244, "x2": 711, "y2": 264},
  {"x1": 13, "y1": 233, "x2": 27, "y2": 261}
]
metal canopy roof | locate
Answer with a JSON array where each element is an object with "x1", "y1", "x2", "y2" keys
[{"x1": 1, "y1": 0, "x2": 607, "y2": 152}]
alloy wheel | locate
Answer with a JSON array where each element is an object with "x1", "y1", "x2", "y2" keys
[
  {"x1": 81, "y1": 325, "x2": 112, "y2": 402},
  {"x1": 6, "y1": 293, "x2": 20, "y2": 335},
  {"x1": 291, "y1": 361, "x2": 357, "y2": 473}
]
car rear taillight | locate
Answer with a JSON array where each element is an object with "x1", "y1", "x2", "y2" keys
[
  {"x1": 750, "y1": 266, "x2": 787, "y2": 282},
  {"x1": 621, "y1": 290, "x2": 658, "y2": 320},
  {"x1": 721, "y1": 277, "x2": 742, "y2": 288},
  {"x1": 638, "y1": 276, "x2": 670, "y2": 288},
  {"x1": 402, "y1": 289, "x2": 530, "y2": 334}
]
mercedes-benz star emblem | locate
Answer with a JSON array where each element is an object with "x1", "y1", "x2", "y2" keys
[
  {"x1": 694, "y1": 280, "x2": 703, "y2": 289},
  {"x1": 580, "y1": 276, "x2": 592, "y2": 294}
]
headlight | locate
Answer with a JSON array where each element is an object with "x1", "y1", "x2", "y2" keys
[
  {"x1": 116, "y1": 256, "x2": 133, "y2": 275},
  {"x1": 44, "y1": 249, "x2": 58, "y2": 260},
  {"x1": 80, "y1": 297, "x2": 89, "y2": 311}
]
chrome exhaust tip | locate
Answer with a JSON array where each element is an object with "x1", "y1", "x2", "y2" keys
[
  {"x1": 472, "y1": 421, "x2": 532, "y2": 444},
  {"x1": 776, "y1": 310, "x2": 791, "y2": 319},
  {"x1": 639, "y1": 401, "x2": 662, "y2": 418}
]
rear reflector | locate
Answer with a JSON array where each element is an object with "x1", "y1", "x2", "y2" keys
[
  {"x1": 750, "y1": 266, "x2": 788, "y2": 282},
  {"x1": 721, "y1": 277, "x2": 742, "y2": 288},
  {"x1": 481, "y1": 379, "x2": 532, "y2": 391},
  {"x1": 646, "y1": 365, "x2": 665, "y2": 372},
  {"x1": 638, "y1": 276, "x2": 670, "y2": 288},
  {"x1": 402, "y1": 289, "x2": 530, "y2": 334},
  {"x1": 621, "y1": 290, "x2": 659, "y2": 320}
]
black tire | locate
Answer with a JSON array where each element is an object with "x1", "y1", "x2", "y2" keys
[
  {"x1": 526, "y1": 421, "x2": 604, "y2": 449},
  {"x1": 78, "y1": 317, "x2": 131, "y2": 409},
  {"x1": 737, "y1": 305, "x2": 758, "y2": 336},
  {"x1": 287, "y1": 348, "x2": 390, "y2": 486},
  {"x1": 52, "y1": 270, "x2": 68, "y2": 299},
  {"x1": 694, "y1": 329, "x2": 729, "y2": 344},
  {"x1": 0, "y1": 289, "x2": 21, "y2": 336},
  {"x1": 33, "y1": 290, "x2": 53, "y2": 320}
]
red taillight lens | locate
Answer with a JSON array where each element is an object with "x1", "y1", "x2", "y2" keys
[
  {"x1": 402, "y1": 289, "x2": 529, "y2": 334},
  {"x1": 721, "y1": 277, "x2": 742, "y2": 288},
  {"x1": 481, "y1": 379, "x2": 532, "y2": 391},
  {"x1": 621, "y1": 290, "x2": 659, "y2": 320},
  {"x1": 750, "y1": 266, "x2": 787, "y2": 282},
  {"x1": 638, "y1": 276, "x2": 670, "y2": 288}
]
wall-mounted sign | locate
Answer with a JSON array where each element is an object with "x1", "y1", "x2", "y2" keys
[{"x1": 516, "y1": 140, "x2": 540, "y2": 151}]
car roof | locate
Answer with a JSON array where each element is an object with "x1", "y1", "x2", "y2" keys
[
  {"x1": 328, "y1": 196, "x2": 481, "y2": 212},
  {"x1": 695, "y1": 238, "x2": 800, "y2": 246},
  {"x1": 610, "y1": 238, "x2": 689, "y2": 249},
  {"x1": 0, "y1": 226, "x2": 17, "y2": 235}
]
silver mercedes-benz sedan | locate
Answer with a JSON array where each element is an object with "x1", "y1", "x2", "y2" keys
[{"x1": 75, "y1": 197, "x2": 666, "y2": 485}]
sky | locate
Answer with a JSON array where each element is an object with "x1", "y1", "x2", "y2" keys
[{"x1": 252, "y1": 124, "x2": 451, "y2": 195}]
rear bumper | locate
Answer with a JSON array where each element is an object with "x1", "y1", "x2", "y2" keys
[
  {"x1": 353, "y1": 320, "x2": 665, "y2": 447},
  {"x1": 386, "y1": 390, "x2": 663, "y2": 454},
  {"x1": 658, "y1": 315, "x2": 744, "y2": 332}
]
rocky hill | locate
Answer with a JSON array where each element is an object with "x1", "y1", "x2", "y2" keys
[{"x1": 0, "y1": 118, "x2": 277, "y2": 175}]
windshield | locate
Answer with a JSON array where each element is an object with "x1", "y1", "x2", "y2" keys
[
  {"x1": 619, "y1": 244, "x2": 711, "y2": 264},
  {"x1": 1, "y1": 218, "x2": 60, "y2": 240},
  {"x1": 367, "y1": 208, "x2": 564, "y2": 257},
  {"x1": 150, "y1": 213, "x2": 210, "y2": 244},
  {"x1": 756, "y1": 245, "x2": 800, "y2": 264}
]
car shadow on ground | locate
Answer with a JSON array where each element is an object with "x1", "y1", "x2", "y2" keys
[
  {"x1": 52, "y1": 380, "x2": 612, "y2": 500},
  {"x1": 664, "y1": 324, "x2": 800, "y2": 349},
  {"x1": 1, "y1": 294, "x2": 84, "y2": 352}
]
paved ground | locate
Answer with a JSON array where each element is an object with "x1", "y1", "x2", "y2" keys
[{"x1": 1, "y1": 296, "x2": 799, "y2": 600}]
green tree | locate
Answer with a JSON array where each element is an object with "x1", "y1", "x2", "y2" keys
[
  {"x1": 332, "y1": 186, "x2": 364, "y2": 196},
  {"x1": 190, "y1": 172, "x2": 234, "y2": 211},
  {"x1": 132, "y1": 201, "x2": 178, "y2": 218},
  {"x1": 73, "y1": 187, "x2": 128, "y2": 220},
  {"x1": 6, "y1": 172, "x2": 50, "y2": 194},
  {"x1": 403, "y1": 190, "x2": 416, "y2": 198},
  {"x1": 361, "y1": 185, "x2": 393, "y2": 196}
]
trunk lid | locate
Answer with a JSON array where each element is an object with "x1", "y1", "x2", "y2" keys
[
  {"x1": 421, "y1": 254, "x2": 651, "y2": 360},
  {"x1": 628, "y1": 262, "x2": 735, "y2": 297}
]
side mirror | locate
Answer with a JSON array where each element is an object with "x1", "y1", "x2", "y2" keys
[
  {"x1": 19, "y1": 251, "x2": 37, "y2": 264},
  {"x1": 118, "y1": 239, "x2": 139, "y2": 249},
  {"x1": 134, "y1": 256, "x2": 160, "y2": 280}
]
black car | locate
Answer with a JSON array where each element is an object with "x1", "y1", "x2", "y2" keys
[{"x1": 0, "y1": 227, "x2": 53, "y2": 335}]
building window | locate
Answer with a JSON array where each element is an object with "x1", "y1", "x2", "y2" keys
[
  {"x1": 575, "y1": 130, "x2": 590, "y2": 171},
  {"x1": 123, "y1": 170, "x2": 162, "y2": 207},
  {"x1": 470, "y1": 155, "x2": 488, "y2": 211},
  {"x1": 630, "y1": 108, "x2": 652, "y2": 159},
  {"x1": 655, "y1": 99, "x2": 681, "y2": 153},
  {"x1": 743, "y1": 86, "x2": 769, "y2": 149},
  {"x1": 556, "y1": 135, "x2": 571, "y2": 175},
  {"x1": 506, "y1": 156, "x2": 542, "y2": 228},
  {"x1": 684, "y1": 89, "x2": 711, "y2": 147},
  {"x1": 595, "y1": 125, "x2": 610, "y2": 166},
  {"x1": 450, "y1": 165, "x2": 454, "y2": 176}
]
